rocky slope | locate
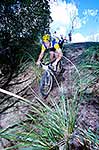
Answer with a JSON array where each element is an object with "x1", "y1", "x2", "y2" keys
[{"x1": 0, "y1": 42, "x2": 99, "y2": 149}]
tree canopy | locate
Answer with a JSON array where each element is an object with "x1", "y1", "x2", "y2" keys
[{"x1": 0, "y1": 0, "x2": 52, "y2": 69}]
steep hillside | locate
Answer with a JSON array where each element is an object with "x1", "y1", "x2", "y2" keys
[{"x1": 0, "y1": 42, "x2": 99, "y2": 149}]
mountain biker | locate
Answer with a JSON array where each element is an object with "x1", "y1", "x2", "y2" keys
[{"x1": 36, "y1": 33, "x2": 63, "y2": 70}]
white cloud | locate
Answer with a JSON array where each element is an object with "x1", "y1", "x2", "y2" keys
[
  {"x1": 49, "y1": 0, "x2": 99, "y2": 43},
  {"x1": 50, "y1": 0, "x2": 81, "y2": 35},
  {"x1": 83, "y1": 9, "x2": 99, "y2": 17},
  {"x1": 73, "y1": 16, "x2": 82, "y2": 29},
  {"x1": 72, "y1": 32, "x2": 99, "y2": 43},
  {"x1": 81, "y1": 16, "x2": 88, "y2": 25},
  {"x1": 86, "y1": 33, "x2": 99, "y2": 42},
  {"x1": 72, "y1": 33, "x2": 86, "y2": 43},
  {"x1": 81, "y1": 9, "x2": 99, "y2": 27}
]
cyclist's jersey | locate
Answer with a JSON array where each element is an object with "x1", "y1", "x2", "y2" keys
[{"x1": 41, "y1": 40, "x2": 60, "y2": 52}]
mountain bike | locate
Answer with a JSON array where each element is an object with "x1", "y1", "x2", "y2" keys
[{"x1": 39, "y1": 60, "x2": 64, "y2": 98}]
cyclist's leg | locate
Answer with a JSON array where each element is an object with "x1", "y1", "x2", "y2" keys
[
  {"x1": 50, "y1": 51, "x2": 55, "y2": 62},
  {"x1": 54, "y1": 51, "x2": 62, "y2": 72}
]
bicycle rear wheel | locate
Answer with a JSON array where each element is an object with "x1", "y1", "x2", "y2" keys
[{"x1": 40, "y1": 71, "x2": 53, "y2": 98}]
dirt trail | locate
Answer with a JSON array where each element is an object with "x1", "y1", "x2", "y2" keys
[{"x1": 0, "y1": 42, "x2": 99, "y2": 149}]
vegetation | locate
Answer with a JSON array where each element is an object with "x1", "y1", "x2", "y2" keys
[
  {"x1": 0, "y1": 0, "x2": 52, "y2": 88},
  {"x1": 0, "y1": 43, "x2": 99, "y2": 149},
  {"x1": 0, "y1": 0, "x2": 99, "y2": 149},
  {"x1": 0, "y1": 84, "x2": 78, "y2": 150},
  {"x1": 0, "y1": 0, "x2": 51, "y2": 77},
  {"x1": 77, "y1": 44, "x2": 99, "y2": 93}
]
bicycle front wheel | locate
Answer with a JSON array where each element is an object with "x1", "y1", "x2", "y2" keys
[{"x1": 40, "y1": 71, "x2": 53, "y2": 98}]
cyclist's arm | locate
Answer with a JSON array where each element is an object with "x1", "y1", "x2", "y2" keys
[
  {"x1": 56, "y1": 48, "x2": 63, "y2": 63},
  {"x1": 36, "y1": 51, "x2": 44, "y2": 65},
  {"x1": 54, "y1": 43, "x2": 63, "y2": 63},
  {"x1": 36, "y1": 45, "x2": 46, "y2": 65}
]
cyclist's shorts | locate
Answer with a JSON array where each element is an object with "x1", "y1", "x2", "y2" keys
[{"x1": 41, "y1": 41, "x2": 60, "y2": 52}]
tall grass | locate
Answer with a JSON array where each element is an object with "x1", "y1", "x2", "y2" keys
[
  {"x1": 77, "y1": 127, "x2": 99, "y2": 149},
  {"x1": 1, "y1": 44, "x2": 99, "y2": 149},
  {"x1": 75, "y1": 45, "x2": 99, "y2": 93},
  {"x1": 0, "y1": 83, "x2": 79, "y2": 150},
  {"x1": 0, "y1": 52, "x2": 81, "y2": 150}
]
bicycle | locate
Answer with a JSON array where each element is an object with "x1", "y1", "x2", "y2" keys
[{"x1": 39, "y1": 60, "x2": 64, "y2": 98}]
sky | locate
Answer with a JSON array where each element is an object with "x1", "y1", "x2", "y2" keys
[{"x1": 49, "y1": 0, "x2": 99, "y2": 42}]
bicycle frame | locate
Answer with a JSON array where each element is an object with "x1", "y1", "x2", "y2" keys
[
  {"x1": 39, "y1": 60, "x2": 63, "y2": 98},
  {"x1": 39, "y1": 62, "x2": 54, "y2": 98}
]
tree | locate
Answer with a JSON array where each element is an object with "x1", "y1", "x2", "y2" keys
[
  {"x1": 0, "y1": 0, "x2": 52, "y2": 63},
  {"x1": 0, "y1": 0, "x2": 52, "y2": 87}
]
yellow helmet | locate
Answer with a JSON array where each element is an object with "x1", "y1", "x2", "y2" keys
[{"x1": 42, "y1": 34, "x2": 50, "y2": 42}]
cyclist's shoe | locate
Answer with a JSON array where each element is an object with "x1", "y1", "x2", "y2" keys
[
  {"x1": 62, "y1": 76, "x2": 65, "y2": 81},
  {"x1": 56, "y1": 62, "x2": 62, "y2": 73},
  {"x1": 60, "y1": 67, "x2": 65, "y2": 73},
  {"x1": 52, "y1": 61, "x2": 57, "y2": 71}
]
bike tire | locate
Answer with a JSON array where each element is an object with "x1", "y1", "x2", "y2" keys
[
  {"x1": 40, "y1": 71, "x2": 53, "y2": 98},
  {"x1": 57, "y1": 61, "x2": 62, "y2": 71}
]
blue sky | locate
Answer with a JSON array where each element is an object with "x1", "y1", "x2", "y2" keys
[
  {"x1": 78, "y1": 0, "x2": 99, "y2": 10},
  {"x1": 49, "y1": 0, "x2": 99, "y2": 42},
  {"x1": 76, "y1": 0, "x2": 99, "y2": 35}
]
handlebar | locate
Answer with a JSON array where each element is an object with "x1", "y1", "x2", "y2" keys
[{"x1": 39, "y1": 62, "x2": 54, "y2": 71}]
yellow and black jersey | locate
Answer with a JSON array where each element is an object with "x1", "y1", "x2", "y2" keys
[{"x1": 41, "y1": 41, "x2": 60, "y2": 52}]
